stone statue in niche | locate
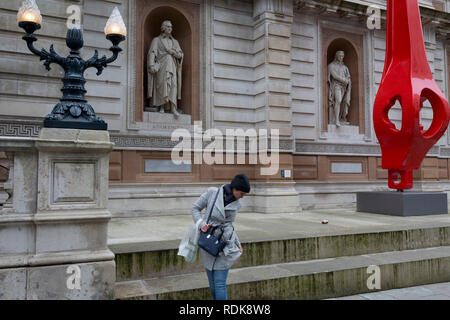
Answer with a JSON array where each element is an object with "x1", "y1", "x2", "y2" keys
[
  {"x1": 327, "y1": 50, "x2": 351, "y2": 127},
  {"x1": 146, "y1": 20, "x2": 184, "y2": 119}
]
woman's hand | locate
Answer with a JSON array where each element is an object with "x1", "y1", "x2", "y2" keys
[
  {"x1": 201, "y1": 224, "x2": 211, "y2": 232},
  {"x1": 239, "y1": 245, "x2": 243, "y2": 253}
]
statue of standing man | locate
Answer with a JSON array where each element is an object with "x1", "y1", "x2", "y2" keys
[
  {"x1": 147, "y1": 20, "x2": 183, "y2": 119},
  {"x1": 327, "y1": 50, "x2": 351, "y2": 127}
]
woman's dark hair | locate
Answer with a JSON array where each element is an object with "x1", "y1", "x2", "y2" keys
[{"x1": 230, "y1": 174, "x2": 250, "y2": 193}]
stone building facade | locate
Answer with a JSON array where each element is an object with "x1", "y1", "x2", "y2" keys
[{"x1": 1, "y1": 0, "x2": 450, "y2": 216}]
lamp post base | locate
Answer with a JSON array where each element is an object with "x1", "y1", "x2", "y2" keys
[{"x1": 43, "y1": 119, "x2": 107, "y2": 130}]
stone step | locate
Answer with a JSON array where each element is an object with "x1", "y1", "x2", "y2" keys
[
  {"x1": 115, "y1": 245, "x2": 450, "y2": 300},
  {"x1": 112, "y1": 225, "x2": 450, "y2": 281}
]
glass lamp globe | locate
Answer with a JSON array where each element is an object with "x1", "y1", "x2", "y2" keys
[
  {"x1": 104, "y1": 7, "x2": 127, "y2": 37},
  {"x1": 17, "y1": 0, "x2": 42, "y2": 25}
]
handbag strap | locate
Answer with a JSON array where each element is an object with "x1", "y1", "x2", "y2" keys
[{"x1": 205, "y1": 187, "x2": 221, "y2": 225}]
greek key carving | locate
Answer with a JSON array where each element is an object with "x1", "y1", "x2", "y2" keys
[{"x1": 0, "y1": 123, "x2": 40, "y2": 137}]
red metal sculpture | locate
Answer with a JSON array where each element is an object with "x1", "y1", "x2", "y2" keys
[{"x1": 373, "y1": 0, "x2": 450, "y2": 190}]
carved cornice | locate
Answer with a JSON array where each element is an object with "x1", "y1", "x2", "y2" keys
[
  {"x1": 111, "y1": 134, "x2": 293, "y2": 152},
  {"x1": 0, "y1": 120, "x2": 292, "y2": 152},
  {"x1": 294, "y1": 0, "x2": 450, "y2": 33},
  {"x1": 0, "y1": 121, "x2": 40, "y2": 138},
  {"x1": 0, "y1": 121, "x2": 448, "y2": 157},
  {"x1": 295, "y1": 142, "x2": 441, "y2": 157},
  {"x1": 296, "y1": 141, "x2": 382, "y2": 156},
  {"x1": 294, "y1": 0, "x2": 375, "y2": 18},
  {"x1": 111, "y1": 135, "x2": 179, "y2": 150}
]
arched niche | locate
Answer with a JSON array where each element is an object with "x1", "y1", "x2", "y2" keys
[
  {"x1": 322, "y1": 32, "x2": 364, "y2": 133},
  {"x1": 135, "y1": 0, "x2": 199, "y2": 123}
]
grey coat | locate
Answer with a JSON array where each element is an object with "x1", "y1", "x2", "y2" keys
[{"x1": 191, "y1": 185, "x2": 242, "y2": 270}]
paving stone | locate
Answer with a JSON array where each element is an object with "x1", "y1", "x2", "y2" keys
[
  {"x1": 327, "y1": 295, "x2": 370, "y2": 300},
  {"x1": 334, "y1": 282, "x2": 450, "y2": 300},
  {"x1": 421, "y1": 294, "x2": 450, "y2": 300},
  {"x1": 359, "y1": 292, "x2": 397, "y2": 300},
  {"x1": 385, "y1": 287, "x2": 435, "y2": 298}
]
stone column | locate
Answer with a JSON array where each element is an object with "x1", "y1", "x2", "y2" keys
[
  {"x1": 251, "y1": 0, "x2": 300, "y2": 213},
  {"x1": 423, "y1": 21, "x2": 437, "y2": 72},
  {"x1": 0, "y1": 128, "x2": 115, "y2": 299},
  {"x1": 253, "y1": 0, "x2": 294, "y2": 138}
]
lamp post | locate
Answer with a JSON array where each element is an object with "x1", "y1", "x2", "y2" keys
[{"x1": 17, "y1": 0, "x2": 126, "y2": 130}]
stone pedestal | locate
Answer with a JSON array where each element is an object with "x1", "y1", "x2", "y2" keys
[
  {"x1": 323, "y1": 124, "x2": 365, "y2": 142},
  {"x1": 357, "y1": 191, "x2": 448, "y2": 216},
  {"x1": 252, "y1": 182, "x2": 301, "y2": 214},
  {"x1": 0, "y1": 128, "x2": 115, "y2": 299},
  {"x1": 140, "y1": 111, "x2": 191, "y2": 132}
]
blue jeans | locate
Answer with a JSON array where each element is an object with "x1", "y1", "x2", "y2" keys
[{"x1": 205, "y1": 269, "x2": 229, "y2": 300}]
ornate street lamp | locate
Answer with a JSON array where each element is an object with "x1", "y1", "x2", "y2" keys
[{"x1": 17, "y1": 0, "x2": 126, "y2": 130}]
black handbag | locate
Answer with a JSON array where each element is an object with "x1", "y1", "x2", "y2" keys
[
  {"x1": 198, "y1": 225, "x2": 227, "y2": 257},
  {"x1": 198, "y1": 188, "x2": 227, "y2": 257}
]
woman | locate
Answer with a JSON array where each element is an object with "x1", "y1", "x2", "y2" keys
[{"x1": 191, "y1": 174, "x2": 250, "y2": 300}]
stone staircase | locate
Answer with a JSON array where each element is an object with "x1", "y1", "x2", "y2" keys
[{"x1": 113, "y1": 224, "x2": 450, "y2": 299}]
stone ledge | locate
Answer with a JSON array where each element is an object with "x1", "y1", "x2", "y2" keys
[
  {"x1": 33, "y1": 209, "x2": 112, "y2": 224},
  {"x1": 0, "y1": 136, "x2": 36, "y2": 151},
  {"x1": 110, "y1": 223, "x2": 450, "y2": 255},
  {"x1": 115, "y1": 246, "x2": 450, "y2": 299},
  {"x1": 0, "y1": 249, "x2": 114, "y2": 269},
  {"x1": 110, "y1": 211, "x2": 450, "y2": 281}
]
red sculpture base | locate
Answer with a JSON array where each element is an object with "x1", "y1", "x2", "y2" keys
[{"x1": 387, "y1": 169, "x2": 413, "y2": 190}]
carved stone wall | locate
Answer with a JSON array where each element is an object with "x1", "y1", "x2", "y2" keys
[{"x1": 1, "y1": 0, "x2": 450, "y2": 194}]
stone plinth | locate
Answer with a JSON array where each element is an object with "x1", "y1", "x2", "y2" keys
[
  {"x1": 323, "y1": 124, "x2": 365, "y2": 143},
  {"x1": 252, "y1": 182, "x2": 301, "y2": 214},
  {"x1": 140, "y1": 111, "x2": 192, "y2": 132},
  {"x1": 357, "y1": 191, "x2": 448, "y2": 216},
  {"x1": 0, "y1": 128, "x2": 115, "y2": 299}
]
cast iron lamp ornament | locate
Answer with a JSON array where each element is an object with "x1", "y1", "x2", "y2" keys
[{"x1": 17, "y1": 0, "x2": 126, "y2": 130}]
